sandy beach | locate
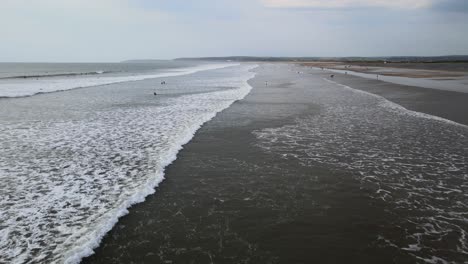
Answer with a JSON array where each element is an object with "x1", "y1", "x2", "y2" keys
[
  {"x1": 83, "y1": 63, "x2": 468, "y2": 264},
  {"x1": 308, "y1": 65, "x2": 468, "y2": 126},
  {"x1": 301, "y1": 61, "x2": 468, "y2": 78}
]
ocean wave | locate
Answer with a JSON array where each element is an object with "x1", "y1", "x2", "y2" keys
[
  {"x1": 0, "y1": 63, "x2": 240, "y2": 98},
  {"x1": 0, "y1": 70, "x2": 111, "y2": 80},
  {"x1": 0, "y1": 64, "x2": 258, "y2": 264}
]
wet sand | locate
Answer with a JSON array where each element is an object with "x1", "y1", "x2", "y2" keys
[
  {"x1": 301, "y1": 62, "x2": 468, "y2": 94},
  {"x1": 314, "y1": 68, "x2": 468, "y2": 126},
  {"x1": 301, "y1": 61, "x2": 468, "y2": 77},
  {"x1": 83, "y1": 64, "x2": 468, "y2": 263}
]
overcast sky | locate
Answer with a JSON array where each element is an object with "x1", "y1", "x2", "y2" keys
[{"x1": 1, "y1": 0, "x2": 467, "y2": 62}]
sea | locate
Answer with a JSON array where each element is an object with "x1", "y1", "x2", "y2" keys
[
  {"x1": 1, "y1": 61, "x2": 467, "y2": 264},
  {"x1": 0, "y1": 61, "x2": 257, "y2": 263}
]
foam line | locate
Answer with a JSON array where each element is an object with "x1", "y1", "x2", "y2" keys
[
  {"x1": 323, "y1": 78, "x2": 468, "y2": 129},
  {"x1": 0, "y1": 64, "x2": 258, "y2": 264},
  {"x1": 0, "y1": 63, "x2": 240, "y2": 98},
  {"x1": 315, "y1": 67, "x2": 468, "y2": 94},
  {"x1": 65, "y1": 64, "x2": 257, "y2": 264}
]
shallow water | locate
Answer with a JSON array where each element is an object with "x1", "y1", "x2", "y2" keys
[
  {"x1": 2, "y1": 63, "x2": 467, "y2": 264},
  {"x1": 84, "y1": 64, "x2": 467, "y2": 264},
  {"x1": 254, "y1": 70, "x2": 468, "y2": 263},
  {"x1": 0, "y1": 64, "x2": 256, "y2": 264}
]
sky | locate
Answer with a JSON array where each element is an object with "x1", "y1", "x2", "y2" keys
[{"x1": 0, "y1": 0, "x2": 467, "y2": 62}]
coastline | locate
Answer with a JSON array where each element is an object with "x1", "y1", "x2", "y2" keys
[
  {"x1": 83, "y1": 63, "x2": 468, "y2": 263},
  {"x1": 300, "y1": 61, "x2": 468, "y2": 76},
  {"x1": 0, "y1": 63, "x2": 256, "y2": 264},
  {"x1": 83, "y1": 63, "x2": 390, "y2": 263},
  {"x1": 305, "y1": 65, "x2": 468, "y2": 126},
  {"x1": 68, "y1": 64, "x2": 258, "y2": 264}
]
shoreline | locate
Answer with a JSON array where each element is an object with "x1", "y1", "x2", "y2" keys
[
  {"x1": 0, "y1": 63, "x2": 255, "y2": 264},
  {"x1": 300, "y1": 61, "x2": 468, "y2": 76},
  {"x1": 82, "y1": 63, "x2": 468, "y2": 263},
  {"x1": 83, "y1": 63, "x2": 391, "y2": 263},
  {"x1": 65, "y1": 64, "x2": 258, "y2": 264},
  {"x1": 306, "y1": 65, "x2": 468, "y2": 94},
  {"x1": 303, "y1": 65, "x2": 468, "y2": 126}
]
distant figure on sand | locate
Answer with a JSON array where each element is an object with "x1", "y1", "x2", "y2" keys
[
  {"x1": 154, "y1": 92, "x2": 157, "y2": 96},
  {"x1": 376, "y1": 75, "x2": 379, "y2": 80},
  {"x1": 161, "y1": 81, "x2": 166, "y2": 85}
]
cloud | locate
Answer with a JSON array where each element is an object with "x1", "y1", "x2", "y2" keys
[
  {"x1": 261, "y1": 0, "x2": 433, "y2": 9},
  {"x1": 0, "y1": 0, "x2": 466, "y2": 61}
]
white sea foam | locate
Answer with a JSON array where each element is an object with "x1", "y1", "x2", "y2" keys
[
  {"x1": 318, "y1": 67, "x2": 468, "y2": 93},
  {"x1": 0, "y1": 63, "x2": 240, "y2": 98},
  {"x1": 0, "y1": 64, "x2": 258, "y2": 264},
  {"x1": 323, "y1": 78, "x2": 468, "y2": 129}
]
